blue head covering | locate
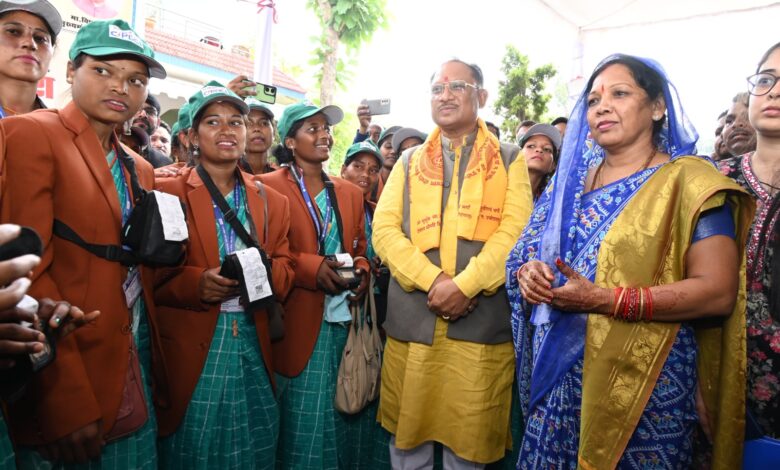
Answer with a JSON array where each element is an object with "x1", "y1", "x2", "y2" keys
[
  {"x1": 514, "y1": 54, "x2": 700, "y2": 410},
  {"x1": 534, "y1": 54, "x2": 698, "y2": 325}
]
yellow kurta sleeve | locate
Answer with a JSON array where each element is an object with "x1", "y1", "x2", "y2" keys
[
  {"x1": 452, "y1": 154, "x2": 533, "y2": 298},
  {"x1": 373, "y1": 161, "x2": 443, "y2": 292}
]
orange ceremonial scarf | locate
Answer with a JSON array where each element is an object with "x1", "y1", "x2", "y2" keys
[{"x1": 408, "y1": 119, "x2": 507, "y2": 253}]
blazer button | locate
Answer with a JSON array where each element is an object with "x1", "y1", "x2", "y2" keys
[
  {"x1": 120, "y1": 324, "x2": 131, "y2": 335},
  {"x1": 199, "y1": 342, "x2": 208, "y2": 350}
]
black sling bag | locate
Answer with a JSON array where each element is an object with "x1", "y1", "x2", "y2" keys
[
  {"x1": 198, "y1": 165, "x2": 277, "y2": 313},
  {"x1": 53, "y1": 139, "x2": 187, "y2": 267}
]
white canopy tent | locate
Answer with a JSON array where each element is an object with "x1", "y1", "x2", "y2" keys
[
  {"x1": 527, "y1": 0, "x2": 780, "y2": 151},
  {"x1": 535, "y1": 0, "x2": 777, "y2": 31}
]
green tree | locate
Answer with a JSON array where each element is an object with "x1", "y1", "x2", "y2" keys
[
  {"x1": 328, "y1": 107, "x2": 358, "y2": 174},
  {"x1": 493, "y1": 45, "x2": 557, "y2": 138},
  {"x1": 307, "y1": 0, "x2": 388, "y2": 105}
]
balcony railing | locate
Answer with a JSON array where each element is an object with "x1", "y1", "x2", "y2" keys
[{"x1": 144, "y1": 5, "x2": 223, "y2": 46}]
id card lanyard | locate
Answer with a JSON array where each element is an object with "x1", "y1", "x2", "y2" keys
[
  {"x1": 289, "y1": 165, "x2": 331, "y2": 254},
  {"x1": 112, "y1": 140, "x2": 142, "y2": 327},
  {"x1": 110, "y1": 139, "x2": 134, "y2": 225},
  {"x1": 114, "y1": 148, "x2": 133, "y2": 225},
  {"x1": 213, "y1": 182, "x2": 243, "y2": 256},
  {"x1": 364, "y1": 202, "x2": 373, "y2": 233}
]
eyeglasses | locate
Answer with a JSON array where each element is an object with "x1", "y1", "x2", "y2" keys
[
  {"x1": 747, "y1": 72, "x2": 780, "y2": 96},
  {"x1": 142, "y1": 105, "x2": 159, "y2": 117},
  {"x1": 430, "y1": 80, "x2": 480, "y2": 97}
]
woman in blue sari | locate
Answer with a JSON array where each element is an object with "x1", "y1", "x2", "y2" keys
[{"x1": 506, "y1": 54, "x2": 753, "y2": 469}]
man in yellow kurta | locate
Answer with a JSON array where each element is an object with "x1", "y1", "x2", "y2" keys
[{"x1": 372, "y1": 59, "x2": 533, "y2": 468}]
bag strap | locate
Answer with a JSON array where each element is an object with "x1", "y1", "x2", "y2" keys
[
  {"x1": 349, "y1": 297, "x2": 361, "y2": 332},
  {"x1": 53, "y1": 219, "x2": 136, "y2": 266},
  {"x1": 285, "y1": 166, "x2": 347, "y2": 255},
  {"x1": 51, "y1": 137, "x2": 148, "y2": 267},
  {"x1": 350, "y1": 277, "x2": 378, "y2": 333},
  {"x1": 197, "y1": 164, "x2": 259, "y2": 250},
  {"x1": 254, "y1": 181, "x2": 269, "y2": 243},
  {"x1": 322, "y1": 175, "x2": 346, "y2": 253},
  {"x1": 367, "y1": 276, "x2": 379, "y2": 331},
  {"x1": 114, "y1": 137, "x2": 146, "y2": 205}
]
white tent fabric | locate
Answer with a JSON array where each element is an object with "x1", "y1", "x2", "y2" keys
[
  {"x1": 535, "y1": 0, "x2": 778, "y2": 32},
  {"x1": 526, "y1": 0, "x2": 780, "y2": 151}
]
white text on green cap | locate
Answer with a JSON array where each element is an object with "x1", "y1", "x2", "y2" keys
[
  {"x1": 202, "y1": 86, "x2": 231, "y2": 97},
  {"x1": 108, "y1": 24, "x2": 144, "y2": 49}
]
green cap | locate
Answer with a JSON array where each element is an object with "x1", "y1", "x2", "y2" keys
[
  {"x1": 344, "y1": 140, "x2": 382, "y2": 166},
  {"x1": 277, "y1": 101, "x2": 343, "y2": 141},
  {"x1": 245, "y1": 97, "x2": 274, "y2": 119},
  {"x1": 187, "y1": 81, "x2": 249, "y2": 124},
  {"x1": 69, "y1": 19, "x2": 166, "y2": 79},
  {"x1": 175, "y1": 102, "x2": 191, "y2": 133}
]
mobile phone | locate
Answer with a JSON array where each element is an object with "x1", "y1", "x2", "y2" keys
[
  {"x1": 254, "y1": 83, "x2": 277, "y2": 105},
  {"x1": 325, "y1": 255, "x2": 362, "y2": 290},
  {"x1": 364, "y1": 99, "x2": 391, "y2": 116},
  {"x1": 0, "y1": 226, "x2": 42, "y2": 261}
]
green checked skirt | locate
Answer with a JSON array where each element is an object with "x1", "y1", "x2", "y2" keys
[
  {"x1": 159, "y1": 310, "x2": 279, "y2": 470},
  {"x1": 276, "y1": 322, "x2": 392, "y2": 469},
  {"x1": 340, "y1": 397, "x2": 391, "y2": 469},
  {"x1": 16, "y1": 299, "x2": 158, "y2": 470},
  {"x1": 275, "y1": 321, "x2": 350, "y2": 469}
]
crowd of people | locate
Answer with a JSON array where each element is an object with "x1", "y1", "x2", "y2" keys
[{"x1": 0, "y1": 1, "x2": 779, "y2": 469}]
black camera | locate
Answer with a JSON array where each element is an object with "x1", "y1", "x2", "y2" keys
[
  {"x1": 219, "y1": 247, "x2": 275, "y2": 311},
  {"x1": 325, "y1": 255, "x2": 362, "y2": 290}
]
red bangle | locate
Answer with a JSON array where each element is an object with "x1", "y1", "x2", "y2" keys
[
  {"x1": 631, "y1": 288, "x2": 642, "y2": 321},
  {"x1": 621, "y1": 288, "x2": 631, "y2": 321},
  {"x1": 626, "y1": 288, "x2": 640, "y2": 321},
  {"x1": 621, "y1": 288, "x2": 628, "y2": 320},
  {"x1": 611, "y1": 287, "x2": 654, "y2": 322}
]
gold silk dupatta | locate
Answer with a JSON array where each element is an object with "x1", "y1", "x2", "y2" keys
[{"x1": 577, "y1": 157, "x2": 755, "y2": 469}]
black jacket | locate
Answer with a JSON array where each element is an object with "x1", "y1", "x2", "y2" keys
[{"x1": 143, "y1": 146, "x2": 173, "y2": 168}]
